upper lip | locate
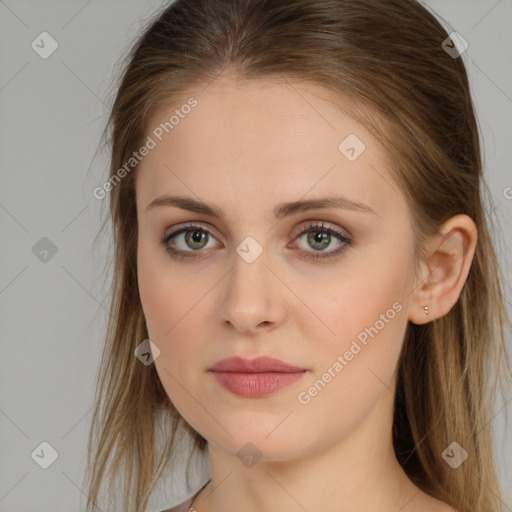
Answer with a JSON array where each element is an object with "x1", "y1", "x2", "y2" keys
[{"x1": 209, "y1": 356, "x2": 306, "y2": 373}]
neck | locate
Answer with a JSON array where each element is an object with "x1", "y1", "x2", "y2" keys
[{"x1": 190, "y1": 392, "x2": 423, "y2": 512}]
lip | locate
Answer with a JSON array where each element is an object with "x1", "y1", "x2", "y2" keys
[
  {"x1": 209, "y1": 356, "x2": 308, "y2": 398},
  {"x1": 209, "y1": 356, "x2": 306, "y2": 373}
]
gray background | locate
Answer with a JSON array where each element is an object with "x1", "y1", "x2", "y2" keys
[{"x1": 0, "y1": 1, "x2": 510, "y2": 511}]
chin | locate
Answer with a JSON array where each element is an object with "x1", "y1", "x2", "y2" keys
[{"x1": 207, "y1": 427, "x2": 313, "y2": 465}]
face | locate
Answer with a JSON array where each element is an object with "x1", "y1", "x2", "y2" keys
[{"x1": 135, "y1": 75, "x2": 418, "y2": 461}]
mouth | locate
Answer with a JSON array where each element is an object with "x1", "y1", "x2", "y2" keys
[
  {"x1": 210, "y1": 370, "x2": 307, "y2": 398},
  {"x1": 209, "y1": 355, "x2": 306, "y2": 373},
  {"x1": 208, "y1": 356, "x2": 308, "y2": 398}
]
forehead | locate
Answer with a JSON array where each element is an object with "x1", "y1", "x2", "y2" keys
[{"x1": 135, "y1": 76, "x2": 404, "y2": 221}]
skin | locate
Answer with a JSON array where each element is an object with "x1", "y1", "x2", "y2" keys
[{"x1": 135, "y1": 73, "x2": 477, "y2": 512}]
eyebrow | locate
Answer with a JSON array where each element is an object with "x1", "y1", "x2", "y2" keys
[{"x1": 145, "y1": 194, "x2": 377, "y2": 219}]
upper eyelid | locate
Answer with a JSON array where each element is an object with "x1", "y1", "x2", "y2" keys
[{"x1": 164, "y1": 222, "x2": 222, "y2": 241}]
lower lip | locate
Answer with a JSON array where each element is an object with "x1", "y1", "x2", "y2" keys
[{"x1": 210, "y1": 371, "x2": 307, "y2": 397}]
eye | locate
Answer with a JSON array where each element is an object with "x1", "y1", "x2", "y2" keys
[
  {"x1": 160, "y1": 221, "x2": 351, "y2": 261},
  {"x1": 290, "y1": 221, "x2": 351, "y2": 261},
  {"x1": 160, "y1": 223, "x2": 219, "y2": 260}
]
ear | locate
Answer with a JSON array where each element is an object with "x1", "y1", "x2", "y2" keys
[{"x1": 408, "y1": 214, "x2": 478, "y2": 325}]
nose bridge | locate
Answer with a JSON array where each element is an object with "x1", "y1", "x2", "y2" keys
[
  {"x1": 217, "y1": 236, "x2": 283, "y2": 331},
  {"x1": 229, "y1": 238, "x2": 271, "y2": 305}
]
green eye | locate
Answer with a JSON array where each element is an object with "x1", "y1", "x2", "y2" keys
[{"x1": 161, "y1": 221, "x2": 351, "y2": 261}]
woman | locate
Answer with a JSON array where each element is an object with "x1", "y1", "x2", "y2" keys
[{"x1": 85, "y1": 1, "x2": 512, "y2": 511}]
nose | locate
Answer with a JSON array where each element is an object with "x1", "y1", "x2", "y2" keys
[{"x1": 216, "y1": 247, "x2": 287, "y2": 336}]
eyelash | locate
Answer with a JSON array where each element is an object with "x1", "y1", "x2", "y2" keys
[{"x1": 160, "y1": 221, "x2": 351, "y2": 262}]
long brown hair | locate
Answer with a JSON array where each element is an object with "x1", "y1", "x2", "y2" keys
[{"x1": 85, "y1": 1, "x2": 512, "y2": 510}]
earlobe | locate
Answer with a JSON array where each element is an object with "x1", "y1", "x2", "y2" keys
[{"x1": 408, "y1": 214, "x2": 478, "y2": 325}]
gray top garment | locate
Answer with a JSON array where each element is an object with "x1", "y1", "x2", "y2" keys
[
  {"x1": 158, "y1": 495, "x2": 193, "y2": 512},
  {"x1": 158, "y1": 480, "x2": 210, "y2": 512}
]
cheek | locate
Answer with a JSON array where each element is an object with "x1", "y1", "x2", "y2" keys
[
  {"x1": 305, "y1": 247, "x2": 410, "y2": 375},
  {"x1": 137, "y1": 242, "x2": 214, "y2": 378},
  {"x1": 137, "y1": 247, "x2": 206, "y2": 417},
  {"x1": 290, "y1": 271, "x2": 409, "y2": 442},
  {"x1": 137, "y1": 239, "x2": 198, "y2": 341},
  {"x1": 137, "y1": 247, "x2": 175, "y2": 340}
]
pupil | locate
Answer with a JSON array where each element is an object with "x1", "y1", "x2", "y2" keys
[{"x1": 309, "y1": 230, "x2": 329, "y2": 250}]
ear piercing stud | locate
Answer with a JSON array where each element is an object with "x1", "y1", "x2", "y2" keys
[{"x1": 424, "y1": 305, "x2": 429, "y2": 315}]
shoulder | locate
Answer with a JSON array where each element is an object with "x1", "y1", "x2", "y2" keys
[
  {"x1": 401, "y1": 489, "x2": 459, "y2": 512},
  {"x1": 421, "y1": 497, "x2": 459, "y2": 512},
  {"x1": 441, "y1": 506, "x2": 459, "y2": 512},
  {"x1": 157, "y1": 495, "x2": 194, "y2": 512},
  {"x1": 427, "y1": 497, "x2": 459, "y2": 512},
  {"x1": 158, "y1": 479, "x2": 211, "y2": 512}
]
